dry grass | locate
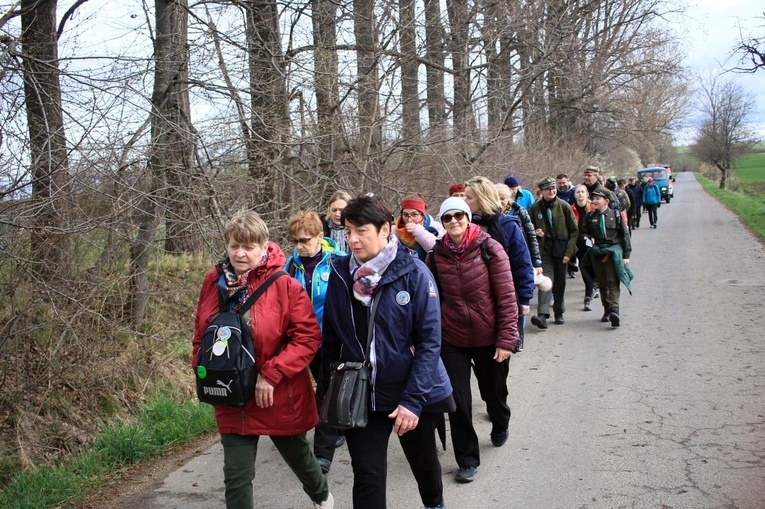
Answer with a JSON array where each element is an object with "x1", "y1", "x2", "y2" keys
[{"x1": 0, "y1": 254, "x2": 211, "y2": 486}]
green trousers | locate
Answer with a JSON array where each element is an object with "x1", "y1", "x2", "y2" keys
[
  {"x1": 591, "y1": 254, "x2": 620, "y2": 312},
  {"x1": 221, "y1": 433, "x2": 329, "y2": 509}
]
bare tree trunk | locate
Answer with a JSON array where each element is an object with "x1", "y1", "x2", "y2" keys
[
  {"x1": 715, "y1": 162, "x2": 728, "y2": 190},
  {"x1": 128, "y1": 0, "x2": 199, "y2": 326},
  {"x1": 423, "y1": 0, "x2": 446, "y2": 136},
  {"x1": 152, "y1": 0, "x2": 200, "y2": 255},
  {"x1": 20, "y1": 0, "x2": 71, "y2": 280},
  {"x1": 545, "y1": 0, "x2": 579, "y2": 143},
  {"x1": 517, "y1": 12, "x2": 546, "y2": 145},
  {"x1": 312, "y1": 0, "x2": 345, "y2": 201},
  {"x1": 126, "y1": 172, "x2": 158, "y2": 328},
  {"x1": 446, "y1": 0, "x2": 475, "y2": 163},
  {"x1": 354, "y1": 0, "x2": 382, "y2": 176},
  {"x1": 482, "y1": 0, "x2": 513, "y2": 138},
  {"x1": 398, "y1": 0, "x2": 420, "y2": 145},
  {"x1": 246, "y1": 0, "x2": 290, "y2": 218}
]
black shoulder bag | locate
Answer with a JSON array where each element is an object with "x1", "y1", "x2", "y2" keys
[{"x1": 319, "y1": 298, "x2": 377, "y2": 429}]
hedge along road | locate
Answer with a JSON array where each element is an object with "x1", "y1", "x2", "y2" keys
[{"x1": 106, "y1": 172, "x2": 765, "y2": 509}]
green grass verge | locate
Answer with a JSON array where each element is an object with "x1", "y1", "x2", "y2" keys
[
  {"x1": 734, "y1": 152, "x2": 765, "y2": 183},
  {"x1": 696, "y1": 172, "x2": 765, "y2": 243},
  {"x1": 0, "y1": 394, "x2": 216, "y2": 509}
]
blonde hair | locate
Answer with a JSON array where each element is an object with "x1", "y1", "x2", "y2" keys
[
  {"x1": 325, "y1": 190, "x2": 352, "y2": 222},
  {"x1": 466, "y1": 176, "x2": 503, "y2": 215},
  {"x1": 287, "y1": 211, "x2": 323, "y2": 238},
  {"x1": 224, "y1": 211, "x2": 269, "y2": 245},
  {"x1": 494, "y1": 183, "x2": 514, "y2": 213},
  {"x1": 573, "y1": 184, "x2": 590, "y2": 204}
]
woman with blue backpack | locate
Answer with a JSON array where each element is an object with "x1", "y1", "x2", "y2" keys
[{"x1": 642, "y1": 177, "x2": 662, "y2": 229}]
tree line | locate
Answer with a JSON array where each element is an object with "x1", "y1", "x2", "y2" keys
[{"x1": 0, "y1": 0, "x2": 688, "y2": 320}]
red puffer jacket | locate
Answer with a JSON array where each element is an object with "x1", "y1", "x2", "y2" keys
[
  {"x1": 432, "y1": 230, "x2": 519, "y2": 351},
  {"x1": 191, "y1": 242, "x2": 322, "y2": 436}
]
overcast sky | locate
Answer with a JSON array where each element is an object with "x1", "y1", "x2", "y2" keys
[{"x1": 672, "y1": 0, "x2": 765, "y2": 142}]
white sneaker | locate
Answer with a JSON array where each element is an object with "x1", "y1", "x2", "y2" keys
[{"x1": 314, "y1": 493, "x2": 334, "y2": 509}]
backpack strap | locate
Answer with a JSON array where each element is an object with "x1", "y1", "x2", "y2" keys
[
  {"x1": 428, "y1": 242, "x2": 492, "y2": 299},
  {"x1": 426, "y1": 251, "x2": 442, "y2": 297},
  {"x1": 238, "y1": 270, "x2": 289, "y2": 315},
  {"x1": 479, "y1": 239, "x2": 492, "y2": 266}
]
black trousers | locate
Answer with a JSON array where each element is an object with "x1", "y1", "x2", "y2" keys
[
  {"x1": 308, "y1": 351, "x2": 342, "y2": 461},
  {"x1": 344, "y1": 410, "x2": 444, "y2": 509},
  {"x1": 575, "y1": 244, "x2": 594, "y2": 299},
  {"x1": 646, "y1": 203, "x2": 659, "y2": 226},
  {"x1": 441, "y1": 343, "x2": 510, "y2": 468}
]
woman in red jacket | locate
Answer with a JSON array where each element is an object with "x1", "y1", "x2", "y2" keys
[
  {"x1": 191, "y1": 211, "x2": 333, "y2": 509},
  {"x1": 430, "y1": 197, "x2": 519, "y2": 484}
]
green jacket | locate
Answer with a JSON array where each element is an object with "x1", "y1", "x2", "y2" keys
[
  {"x1": 529, "y1": 197, "x2": 579, "y2": 259},
  {"x1": 581, "y1": 243, "x2": 634, "y2": 295},
  {"x1": 582, "y1": 208, "x2": 632, "y2": 259}
]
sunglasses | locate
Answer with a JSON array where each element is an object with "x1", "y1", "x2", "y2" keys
[
  {"x1": 441, "y1": 211, "x2": 466, "y2": 223},
  {"x1": 402, "y1": 212, "x2": 423, "y2": 220},
  {"x1": 291, "y1": 237, "x2": 314, "y2": 245}
]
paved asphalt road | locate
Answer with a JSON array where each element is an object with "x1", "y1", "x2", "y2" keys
[{"x1": 112, "y1": 172, "x2": 765, "y2": 508}]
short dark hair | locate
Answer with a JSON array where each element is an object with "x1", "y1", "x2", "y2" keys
[
  {"x1": 556, "y1": 173, "x2": 569, "y2": 180},
  {"x1": 341, "y1": 193, "x2": 392, "y2": 232}
]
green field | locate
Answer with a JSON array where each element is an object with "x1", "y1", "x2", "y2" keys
[{"x1": 734, "y1": 152, "x2": 765, "y2": 183}]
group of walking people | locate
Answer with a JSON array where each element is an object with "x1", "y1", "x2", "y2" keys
[{"x1": 191, "y1": 166, "x2": 637, "y2": 509}]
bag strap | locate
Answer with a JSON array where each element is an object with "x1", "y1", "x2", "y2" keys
[
  {"x1": 426, "y1": 251, "x2": 442, "y2": 297},
  {"x1": 479, "y1": 239, "x2": 492, "y2": 266},
  {"x1": 238, "y1": 270, "x2": 288, "y2": 315},
  {"x1": 363, "y1": 293, "x2": 380, "y2": 361}
]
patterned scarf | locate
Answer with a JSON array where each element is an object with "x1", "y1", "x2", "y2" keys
[
  {"x1": 327, "y1": 220, "x2": 349, "y2": 254},
  {"x1": 349, "y1": 236, "x2": 399, "y2": 306},
  {"x1": 444, "y1": 223, "x2": 481, "y2": 258},
  {"x1": 217, "y1": 253, "x2": 267, "y2": 310}
]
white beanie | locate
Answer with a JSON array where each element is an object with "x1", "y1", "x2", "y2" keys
[{"x1": 438, "y1": 197, "x2": 472, "y2": 223}]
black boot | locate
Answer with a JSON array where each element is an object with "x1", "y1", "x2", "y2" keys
[
  {"x1": 609, "y1": 309, "x2": 620, "y2": 327},
  {"x1": 531, "y1": 314, "x2": 548, "y2": 329}
]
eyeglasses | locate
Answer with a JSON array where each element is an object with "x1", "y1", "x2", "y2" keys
[
  {"x1": 402, "y1": 212, "x2": 423, "y2": 220},
  {"x1": 441, "y1": 211, "x2": 466, "y2": 223},
  {"x1": 541, "y1": 187, "x2": 556, "y2": 192},
  {"x1": 291, "y1": 237, "x2": 314, "y2": 245}
]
